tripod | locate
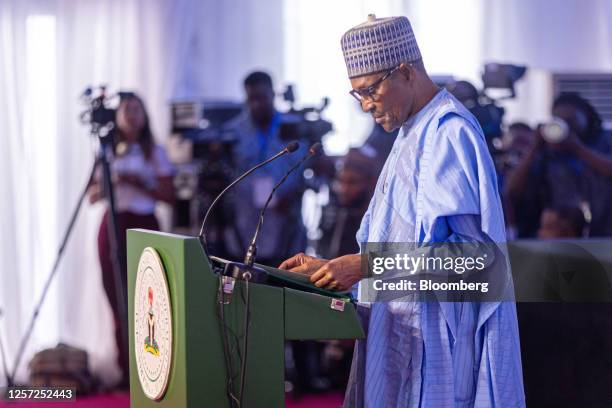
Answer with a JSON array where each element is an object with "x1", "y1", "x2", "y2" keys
[
  {"x1": 0, "y1": 133, "x2": 126, "y2": 391},
  {"x1": 0, "y1": 308, "x2": 11, "y2": 389}
]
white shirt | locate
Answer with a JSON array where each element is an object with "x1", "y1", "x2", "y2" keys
[{"x1": 99, "y1": 143, "x2": 174, "y2": 214}]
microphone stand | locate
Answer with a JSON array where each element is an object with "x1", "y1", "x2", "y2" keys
[
  {"x1": 198, "y1": 142, "x2": 299, "y2": 263},
  {"x1": 198, "y1": 142, "x2": 299, "y2": 408},
  {"x1": 0, "y1": 309, "x2": 11, "y2": 392},
  {"x1": 235, "y1": 143, "x2": 320, "y2": 407},
  {"x1": 244, "y1": 143, "x2": 321, "y2": 268}
]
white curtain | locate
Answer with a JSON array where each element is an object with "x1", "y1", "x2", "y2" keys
[
  {"x1": 483, "y1": 0, "x2": 612, "y2": 72},
  {"x1": 0, "y1": 0, "x2": 200, "y2": 386},
  {"x1": 0, "y1": 0, "x2": 286, "y2": 387},
  {"x1": 191, "y1": 0, "x2": 285, "y2": 100}
]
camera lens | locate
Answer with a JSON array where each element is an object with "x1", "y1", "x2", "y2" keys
[{"x1": 541, "y1": 117, "x2": 569, "y2": 144}]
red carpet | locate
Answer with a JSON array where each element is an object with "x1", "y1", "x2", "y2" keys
[
  {"x1": 0, "y1": 392, "x2": 128, "y2": 407},
  {"x1": 287, "y1": 392, "x2": 344, "y2": 408},
  {"x1": 0, "y1": 391, "x2": 344, "y2": 407}
]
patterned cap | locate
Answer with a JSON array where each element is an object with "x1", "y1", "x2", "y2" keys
[{"x1": 341, "y1": 14, "x2": 422, "y2": 79}]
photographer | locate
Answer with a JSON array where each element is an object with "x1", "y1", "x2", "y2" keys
[
  {"x1": 87, "y1": 93, "x2": 175, "y2": 386},
  {"x1": 537, "y1": 205, "x2": 586, "y2": 239},
  {"x1": 505, "y1": 93, "x2": 612, "y2": 237},
  {"x1": 223, "y1": 71, "x2": 308, "y2": 267}
]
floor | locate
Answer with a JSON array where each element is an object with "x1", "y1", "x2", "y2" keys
[{"x1": 0, "y1": 391, "x2": 344, "y2": 407}]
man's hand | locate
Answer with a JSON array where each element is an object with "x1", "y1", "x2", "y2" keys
[
  {"x1": 309, "y1": 254, "x2": 362, "y2": 291},
  {"x1": 278, "y1": 253, "x2": 329, "y2": 276}
]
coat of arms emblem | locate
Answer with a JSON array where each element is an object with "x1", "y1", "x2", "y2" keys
[{"x1": 134, "y1": 247, "x2": 172, "y2": 400}]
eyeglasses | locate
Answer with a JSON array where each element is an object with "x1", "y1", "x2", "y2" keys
[{"x1": 349, "y1": 65, "x2": 400, "y2": 103}]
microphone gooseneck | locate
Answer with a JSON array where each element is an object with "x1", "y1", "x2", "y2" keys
[
  {"x1": 198, "y1": 142, "x2": 300, "y2": 260},
  {"x1": 244, "y1": 142, "x2": 322, "y2": 267}
]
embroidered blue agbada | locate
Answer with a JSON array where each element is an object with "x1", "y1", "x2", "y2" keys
[{"x1": 344, "y1": 89, "x2": 525, "y2": 407}]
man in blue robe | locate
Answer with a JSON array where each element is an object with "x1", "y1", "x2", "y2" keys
[{"x1": 280, "y1": 14, "x2": 525, "y2": 407}]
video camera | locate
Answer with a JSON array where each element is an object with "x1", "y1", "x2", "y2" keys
[
  {"x1": 170, "y1": 101, "x2": 243, "y2": 207},
  {"x1": 278, "y1": 85, "x2": 333, "y2": 144},
  {"x1": 444, "y1": 63, "x2": 527, "y2": 152},
  {"x1": 79, "y1": 86, "x2": 135, "y2": 139}
]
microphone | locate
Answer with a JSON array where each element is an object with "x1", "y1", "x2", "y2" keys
[
  {"x1": 243, "y1": 143, "x2": 322, "y2": 268},
  {"x1": 198, "y1": 141, "x2": 299, "y2": 259}
]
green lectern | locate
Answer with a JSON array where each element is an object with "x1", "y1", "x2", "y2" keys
[{"x1": 127, "y1": 229, "x2": 364, "y2": 407}]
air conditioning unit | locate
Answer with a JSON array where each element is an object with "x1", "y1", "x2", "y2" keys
[{"x1": 553, "y1": 73, "x2": 612, "y2": 129}]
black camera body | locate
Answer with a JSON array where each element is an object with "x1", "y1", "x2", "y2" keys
[
  {"x1": 80, "y1": 87, "x2": 135, "y2": 139},
  {"x1": 279, "y1": 111, "x2": 333, "y2": 144},
  {"x1": 278, "y1": 85, "x2": 333, "y2": 144}
]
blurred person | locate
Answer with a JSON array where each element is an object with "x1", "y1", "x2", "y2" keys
[
  {"x1": 499, "y1": 122, "x2": 537, "y2": 239},
  {"x1": 316, "y1": 148, "x2": 381, "y2": 392},
  {"x1": 505, "y1": 93, "x2": 612, "y2": 237},
  {"x1": 88, "y1": 93, "x2": 175, "y2": 387},
  {"x1": 222, "y1": 71, "x2": 307, "y2": 267},
  {"x1": 519, "y1": 203, "x2": 611, "y2": 406},
  {"x1": 362, "y1": 123, "x2": 399, "y2": 166},
  {"x1": 537, "y1": 205, "x2": 586, "y2": 239},
  {"x1": 446, "y1": 80, "x2": 505, "y2": 156},
  {"x1": 317, "y1": 148, "x2": 381, "y2": 259},
  {"x1": 445, "y1": 80, "x2": 479, "y2": 108},
  {"x1": 503, "y1": 122, "x2": 535, "y2": 157},
  {"x1": 223, "y1": 71, "x2": 314, "y2": 396},
  {"x1": 280, "y1": 15, "x2": 524, "y2": 407},
  {"x1": 507, "y1": 100, "x2": 612, "y2": 404}
]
